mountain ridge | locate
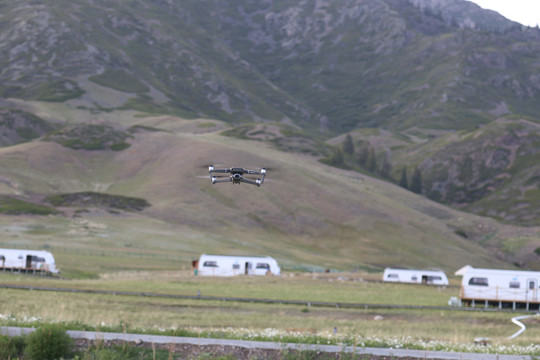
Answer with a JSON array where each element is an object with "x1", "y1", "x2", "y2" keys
[{"x1": 2, "y1": 0, "x2": 539, "y2": 131}]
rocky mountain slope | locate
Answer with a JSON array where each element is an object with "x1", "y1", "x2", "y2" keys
[{"x1": 2, "y1": 0, "x2": 539, "y2": 132}]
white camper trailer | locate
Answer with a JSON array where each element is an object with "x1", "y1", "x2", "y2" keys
[
  {"x1": 0, "y1": 248, "x2": 59, "y2": 274},
  {"x1": 195, "y1": 254, "x2": 280, "y2": 276},
  {"x1": 460, "y1": 267, "x2": 540, "y2": 308},
  {"x1": 383, "y1": 268, "x2": 449, "y2": 286}
]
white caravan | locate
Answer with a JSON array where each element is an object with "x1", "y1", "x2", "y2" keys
[
  {"x1": 196, "y1": 254, "x2": 280, "y2": 276},
  {"x1": 0, "y1": 248, "x2": 59, "y2": 274},
  {"x1": 382, "y1": 268, "x2": 449, "y2": 285},
  {"x1": 460, "y1": 267, "x2": 540, "y2": 305}
]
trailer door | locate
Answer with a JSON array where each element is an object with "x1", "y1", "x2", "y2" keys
[{"x1": 526, "y1": 279, "x2": 538, "y2": 302}]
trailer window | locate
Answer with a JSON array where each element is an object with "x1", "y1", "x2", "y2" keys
[
  {"x1": 509, "y1": 281, "x2": 520, "y2": 289},
  {"x1": 387, "y1": 274, "x2": 399, "y2": 279},
  {"x1": 232, "y1": 264, "x2": 240, "y2": 269},
  {"x1": 203, "y1": 261, "x2": 218, "y2": 267},
  {"x1": 256, "y1": 263, "x2": 270, "y2": 270},
  {"x1": 428, "y1": 276, "x2": 442, "y2": 281},
  {"x1": 411, "y1": 276, "x2": 417, "y2": 281},
  {"x1": 469, "y1": 277, "x2": 488, "y2": 286}
]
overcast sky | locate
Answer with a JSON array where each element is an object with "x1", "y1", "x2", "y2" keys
[{"x1": 467, "y1": 0, "x2": 540, "y2": 27}]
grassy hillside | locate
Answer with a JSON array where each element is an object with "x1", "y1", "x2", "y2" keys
[
  {"x1": 0, "y1": 107, "x2": 538, "y2": 276},
  {"x1": 335, "y1": 117, "x2": 540, "y2": 226},
  {"x1": 2, "y1": 0, "x2": 540, "y2": 228}
]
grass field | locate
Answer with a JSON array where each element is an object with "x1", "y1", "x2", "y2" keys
[{"x1": 1, "y1": 270, "x2": 539, "y2": 354}]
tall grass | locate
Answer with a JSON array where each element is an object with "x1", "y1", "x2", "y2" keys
[{"x1": 0, "y1": 272, "x2": 539, "y2": 350}]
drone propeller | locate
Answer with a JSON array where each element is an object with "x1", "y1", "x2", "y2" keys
[
  {"x1": 197, "y1": 175, "x2": 228, "y2": 179},
  {"x1": 199, "y1": 163, "x2": 225, "y2": 170},
  {"x1": 197, "y1": 175, "x2": 276, "y2": 182},
  {"x1": 243, "y1": 165, "x2": 277, "y2": 173},
  {"x1": 207, "y1": 175, "x2": 230, "y2": 179}
]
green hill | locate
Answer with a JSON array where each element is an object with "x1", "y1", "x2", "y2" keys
[{"x1": 0, "y1": 113, "x2": 538, "y2": 274}]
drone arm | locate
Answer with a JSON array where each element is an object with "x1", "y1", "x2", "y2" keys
[
  {"x1": 244, "y1": 168, "x2": 266, "y2": 175},
  {"x1": 211, "y1": 177, "x2": 232, "y2": 184},
  {"x1": 241, "y1": 178, "x2": 261, "y2": 187},
  {"x1": 209, "y1": 169, "x2": 230, "y2": 174},
  {"x1": 209, "y1": 167, "x2": 230, "y2": 181},
  {"x1": 243, "y1": 168, "x2": 266, "y2": 185}
]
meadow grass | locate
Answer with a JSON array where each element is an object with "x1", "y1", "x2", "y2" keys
[
  {"x1": 0, "y1": 271, "x2": 456, "y2": 305},
  {"x1": 0, "y1": 271, "x2": 539, "y2": 353}
]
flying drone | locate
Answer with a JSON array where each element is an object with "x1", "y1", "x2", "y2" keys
[{"x1": 208, "y1": 166, "x2": 267, "y2": 187}]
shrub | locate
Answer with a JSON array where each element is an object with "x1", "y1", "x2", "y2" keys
[
  {"x1": 0, "y1": 196, "x2": 59, "y2": 215},
  {"x1": 110, "y1": 142, "x2": 131, "y2": 151},
  {"x1": 45, "y1": 192, "x2": 150, "y2": 212},
  {"x1": 454, "y1": 229, "x2": 468, "y2": 238},
  {"x1": 0, "y1": 334, "x2": 26, "y2": 359},
  {"x1": 25, "y1": 324, "x2": 74, "y2": 360},
  {"x1": 342, "y1": 134, "x2": 354, "y2": 155}
]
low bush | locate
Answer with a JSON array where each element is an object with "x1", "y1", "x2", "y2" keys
[
  {"x1": 25, "y1": 324, "x2": 73, "y2": 360},
  {"x1": 0, "y1": 196, "x2": 59, "y2": 216},
  {"x1": 0, "y1": 334, "x2": 26, "y2": 359}
]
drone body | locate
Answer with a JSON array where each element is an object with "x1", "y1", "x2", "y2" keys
[{"x1": 209, "y1": 166, "x2": 266, "y2": 186}]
